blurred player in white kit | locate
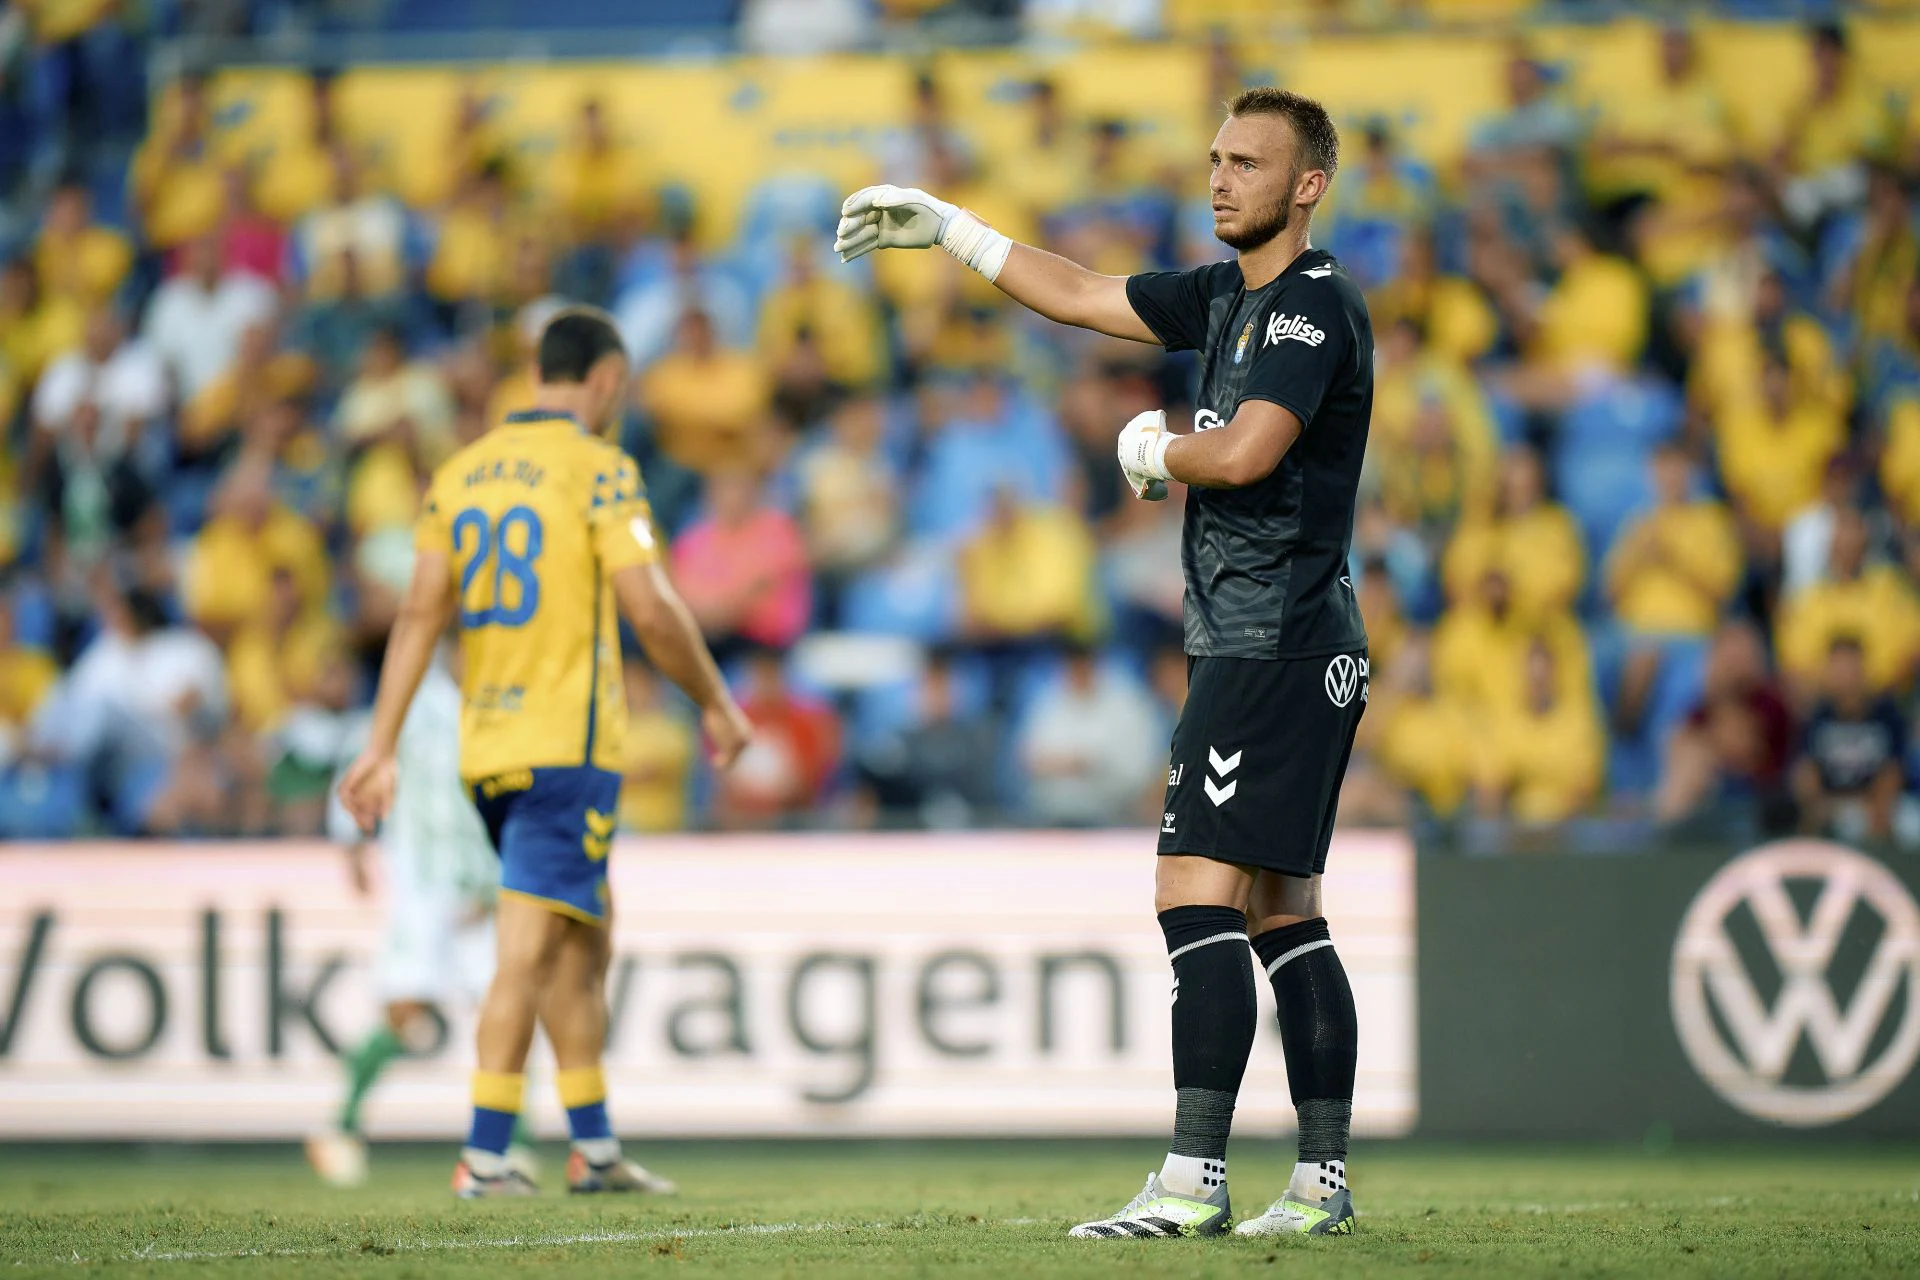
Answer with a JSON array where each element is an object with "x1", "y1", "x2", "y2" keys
[{"x1": 307, "y1": 647, "x2": 530, "y2": 1186}]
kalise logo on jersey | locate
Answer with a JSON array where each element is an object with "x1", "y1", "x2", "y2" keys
[{"x1": 1266, "y1": 312, "x2": 1326, "y2": 348}]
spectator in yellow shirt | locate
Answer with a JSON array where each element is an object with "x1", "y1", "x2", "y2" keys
[
  {"x1": 0, "y1": 593, "x2": 58, "y2": 765},
  {"x1": 617, "y1": 664, "x2": 694, "y2": 833},
  {"x1": 426, "y1": 161, "x2": 530, "y2": 305},
  {"x1": 334, "y1": 326, "x2": 456, "y2": 458},
  {"x1": 0, "y1": 259, "x2": 84, "y2": 387},
  {"x1": 1879, "y1": 393, "x2": 1920, "y2": 527},
  {"x1": 253, "y1": 71, "x2": 345, "y2": 224},
  {"x1": 1472, "y1": 637, "x2": 1606, "y2": 825},
  {"x1": 1606, "y1": 443, "x2": 1743, "y2": 638},
  {"x1": 1834, "y1": 166, "x2": 1918, "y2": 347},
  {"x1": 959, "y1": 487, "x2": 1098, "y2": 646},
  {"x1": 1715, "y1": 356, "x2": 1844, "y2": 535},
  {"x1": 638, "y1": 310, "x2": 775, "y2": 475},
  {"x1": 551, "y1": 95, "x2": 652, "y2": 307},
  {"x1": 182, "y1": 458, "x2": 330, "y2": 645},
  {"x1": 797, "y1": 395, "x2": 901, "y2": 602},
  {"x1": 291, "y1": 148, "x2": 409, "y2": 303},
  {"x1": 1776, "y1": 507, "x2": 1920, "y2": 701},
  {"x1": 553, "y1": 96, "x2": 650, "y2": 245},
  {"x1": 1775, "y1": 24, "x2": 1898, "y2": 229},
  {"x1": 1606, "y1": 442, "x2": 1743, "y2": 731},
  {"x1": 1375, "y1": 632, "x2": 1474, "y2": 818},
  {"x1": 1433, "y1": 568, "x2": 1593, "y2": 714},
  {"x1": 758, "y1": 236, "x2": 884, "y2": 418},
  {"x1": 1691, "y1": 269, "x2": 1849, "y2": 422},
  {"x1": 1001, "y1": 78, "x2": 1093, "y2": 219},
  {"x1": 1368, "y1": 232, "x2": 1499, "y2": 367},
  {"x1": 226, "y1": 565, "x2": 344, "y2": 733},
  {"x1": 1371, "y1": 317, "x2": 1498, "y2": 535},
  {"x1": 334, "y1": 327, "x2": 456, "y2": 537},
  {"x1": 1442, "y1": 445, "x2": 1585, "y2": 620},
  {"x1": 33, "y1": 180, "x2": 131, "y2": 309},
  {"x1": 130, "y1": 72, "x2": 226, "y2": 251},
  {"x1": 402, "y1": 79, "x2": 510, "y2": 211},
  {"x1": 1586, "y1": 25, "x2": 1734, "y2": 206},
  {"x1": 1529, "y1": 224, "x2": 1649, "y2": 374},
  {"x1": 178, "y1": 321, "x2": 318, "y2": 461}
]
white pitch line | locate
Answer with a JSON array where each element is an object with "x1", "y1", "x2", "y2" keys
[{"x1": 57, "y1": 1220, "x2": 881, "y2": 1266}]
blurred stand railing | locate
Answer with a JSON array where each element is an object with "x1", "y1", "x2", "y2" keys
[{"x1": 146, "y1": 0, "x2": 1877, "y2": 76}]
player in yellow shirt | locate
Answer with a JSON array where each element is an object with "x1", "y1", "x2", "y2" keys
[{"x1": 339, "y1": 309, "x2": 751, "y2": 1198}]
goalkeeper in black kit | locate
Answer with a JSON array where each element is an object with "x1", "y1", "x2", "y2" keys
[{"x1": 836, "y1": 86, "x2": 1374, "y2": 1239}]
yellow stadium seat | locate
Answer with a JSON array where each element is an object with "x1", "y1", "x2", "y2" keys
[{"x1": 189, "y1": 19, "x2": 1908, "y2": 245}]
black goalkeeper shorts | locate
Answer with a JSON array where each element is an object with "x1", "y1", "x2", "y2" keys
[{"x1": 1156, "y1": 652, "x2": 1368, "y2": 878}]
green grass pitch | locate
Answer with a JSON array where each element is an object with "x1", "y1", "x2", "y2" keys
[{"x1": 2, "y1": 1141, "x2": 1916, "y2": 1277}]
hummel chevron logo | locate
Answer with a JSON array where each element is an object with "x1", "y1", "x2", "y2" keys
[{"x1": 1205, "y1": 746, "x2": 1241, "y2": 806}]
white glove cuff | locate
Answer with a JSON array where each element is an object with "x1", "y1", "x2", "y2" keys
[
  {"x1": 1125, "y1": 426, "x2": 1174, "y2": 482},
  {"x1": 937, "y1": 209, "x2": 1013, "y2": 283},
  {"x1": 1140, "y1": 429, "x2": 1174, "y2": 482}
]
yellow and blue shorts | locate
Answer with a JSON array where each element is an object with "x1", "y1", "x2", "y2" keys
[{"x1": 470, "y1": 767, "x2": 621, "y2": 925}]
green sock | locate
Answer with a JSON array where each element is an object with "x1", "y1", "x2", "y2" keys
[{"x1": 338, "y1": 1028, "x2": 404, "y2": 1133}]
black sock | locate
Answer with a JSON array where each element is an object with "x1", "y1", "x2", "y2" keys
[
  {"x1": 1251, "y1": 916, "x2": 1357, "y2": 1164},
  {"x1": 1159, "y1": 905, "x2": 1257, "y2": 1174}
]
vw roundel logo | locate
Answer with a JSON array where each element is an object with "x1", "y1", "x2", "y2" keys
[
  {"x1": 1671, "y1": 840, "x2": 1920, "y2": 1126},
  {"x1": 1324, "y1": 654, "x2": 1361, "y2": 707}
]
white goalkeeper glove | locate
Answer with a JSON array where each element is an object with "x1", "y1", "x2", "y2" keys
[
  {"x1": 1117, "y1": 409, "x2": 1172, "y2": 502},
  {"x1": 834, "y1": 184, "x2": 1013, "y2": 282}
]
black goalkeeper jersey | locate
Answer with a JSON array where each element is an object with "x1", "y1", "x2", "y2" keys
[{"x1": 1126, "y1": 247, "x2": 1373, "y2": 660}]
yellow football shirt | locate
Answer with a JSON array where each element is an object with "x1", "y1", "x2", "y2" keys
[{"x1": 415, "y1": 410, "x2": 657, "y2": 781}]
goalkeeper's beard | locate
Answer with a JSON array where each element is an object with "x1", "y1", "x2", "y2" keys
[{"x1": 1215, "y1": 190, "x2": 1291, "y2": 253}]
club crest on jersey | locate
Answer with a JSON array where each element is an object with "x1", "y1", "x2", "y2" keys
[
  {"x1": 1267, "y1": 312, "x2": 1327, "y2": 348},
  {"x1": 1234, "y1": 319, "x2": 1255, "y2": 364}
]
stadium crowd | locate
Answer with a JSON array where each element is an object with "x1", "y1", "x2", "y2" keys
[{"x1": 1, "y1": 6, "x2": 1919, "y2": 845}]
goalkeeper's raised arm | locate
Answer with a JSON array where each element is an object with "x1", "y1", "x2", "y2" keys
[{"x1": 833, "y1": 185, "x2": 1159, "y2": 344}]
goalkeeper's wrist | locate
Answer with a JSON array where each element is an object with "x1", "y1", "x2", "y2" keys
[
  {"x1": 937, "y1": 209, "x2": 1013, "y2": 283},
  {"x1": 1137, "y1": 429, "x2": 1174, "y2": 482}
]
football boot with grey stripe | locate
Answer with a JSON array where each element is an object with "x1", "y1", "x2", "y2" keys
[
  {"x1": 1233, "y1": 1188, "x2": 1356, "y2": 1236},
  {"x1": 1067, "y1": 1172, "x2": 1231, "y2": 1239}
]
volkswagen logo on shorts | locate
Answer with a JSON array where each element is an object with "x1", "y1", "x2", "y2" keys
[
  {"x1": 1324, "y1": 654, "x2": 1362, "y2": 707},
  {"x1": 1670, "y1": 840, "x2": 1920, "y2": 1126}
]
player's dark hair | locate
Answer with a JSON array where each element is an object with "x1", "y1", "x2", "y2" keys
[
  {"x1": 125, "y1": 589, "x2": 170, "y2": 636},
  {"x1": 1227, "y1": 86, "x2": 1340, "y2": 181},
  {"x1": 537, "y1": 307, "x2": 626, "y2": 384}
]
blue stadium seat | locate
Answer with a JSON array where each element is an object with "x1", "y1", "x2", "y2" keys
[
  {"x1": 1600, "y1": 635, "x2": 1710, "y2": 799},
  {"x1": 0, "y1": 763, "x2": 86, "y2": 839},
  {"x1": 10, "y1": 580, "x2": 58, "y2": 652},
  {"x1": 848, "y1": 655, "x2": 990, "y2": 751},
  {"x1": 838, "y1": 546, "x2": 959, "y2": 641},
  {"x1": 377, "y1": 0, "x2": 737, "y2": 33},
  {"x1": 908, "y1": 389, "x2": 1069, "y2": 541},
  {"x1": 732, "y1": 172, "x2": 844, "y2": 298},
  {"x1": 1556, "y1": 440, "x2": 1653, "y2": 565},
  {"x1": 1561, "y1": 375, "x2": 1683, "y2": 451}
]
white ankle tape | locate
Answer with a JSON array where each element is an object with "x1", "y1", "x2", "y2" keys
[{"x1": 938, "y1": 210, "x2": 1013, "y2": 282}]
